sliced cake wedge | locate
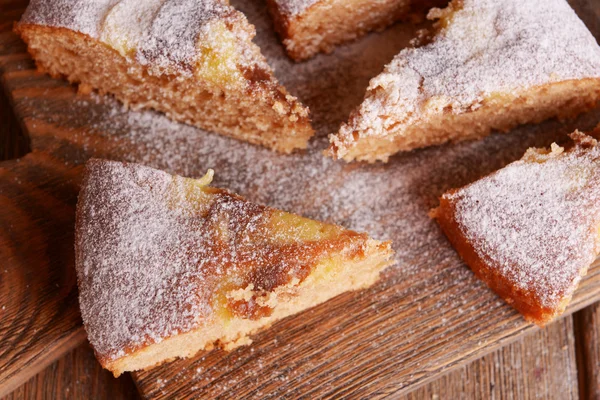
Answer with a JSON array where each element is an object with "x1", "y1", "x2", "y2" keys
[
  {"x1": 432, "y1": 132, "x2": 600, "y2": 325},
  {"x1": 328, "y1": 0, "x2": 600, "y2": 162},
  {"x1": 75, "y1": 159, "x2": 393, "y2": 376},
  {"x1": 16, "y1": 0, "x2": 313, "y2": 153}
]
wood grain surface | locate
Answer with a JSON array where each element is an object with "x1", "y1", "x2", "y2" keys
[
  {"x1": 0, "y1": 155, "x2": 87, "y2": 398},
  {"x1": 0, "y1": 0, "x2": 28, "y2": 161},
  {"x1": 575, "y1": 304, "x2": 600, "y2": 400},
  {"x1": 402, "y1": 317, "x2": 579, "y2": 400},
  {"x1": 0, "y1": 343, "x2": 139, "y2": 400},
  {"x1": 1, "y1": 0, "x2": 600, "y2": 398},
  {"x1": 0, "y1": 2, "x2": 88, "y2": 398},
  {"x1": 2, "y1": 314, "x2": 581, "y2": 400}
]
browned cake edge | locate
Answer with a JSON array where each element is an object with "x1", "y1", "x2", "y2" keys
[
  {"x1": 15, "y1": 23, "x2": 314, "y2": 153},
  {"x1": 96, "y1": 239, "x2": 393, "y2": 376},
  {"x1": 328, "y1": 78, "x2": 600, "y2": 163},
  {"x1": 267, "y1": 0, "x2": 446, "y2": 62},
  {"x1": 431, "y1": 195, "x2": 577, "y2": 326}
]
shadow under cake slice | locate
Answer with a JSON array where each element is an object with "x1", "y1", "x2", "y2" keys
[
  {"x1": 432, "y1": 131, "x2": 600, "y2": 325},
  {"x1": 75, "y1": 159, "x2": 394, "y2": 376},
  {"x1": 16, "y1": 0, "x2": 314, "y2": 153},
  {"x1": 328, "y1": 0, "x2": 600, "y2": 162}
]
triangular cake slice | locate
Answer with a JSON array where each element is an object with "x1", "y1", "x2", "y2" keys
[
  {"x1": 16, "y1": 0, "x2": 313, "y2": 153},
  {"x1": 432, "y1": 132, "x2": 600, "y2": 325},
  {"x1": 75, "y1": 159, "x2": 393, "y2": 376},
  {"x1": 328, "y1": 0, "x2": 600, "y2": 162}
]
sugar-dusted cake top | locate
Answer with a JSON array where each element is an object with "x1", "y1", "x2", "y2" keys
[
  {"x1": 340, "y1": 0, "x2": 600, "y2": 139},
  {"x1": 75, "y1": 159, "x2": 370, "y2": 362},
  {"x1": 19, "y1": 0, "x2": 264, "y2": 75},
  {"x1": 270, "y1": 0, "x2": 320, "y2": 17},
  {"x1": 443, "y1": 132, "x2": 600, "y2": 309}
]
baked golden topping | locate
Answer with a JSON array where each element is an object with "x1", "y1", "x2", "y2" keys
[{"x1": 75, "y1": 159, "x2": 393, "y2": 375}]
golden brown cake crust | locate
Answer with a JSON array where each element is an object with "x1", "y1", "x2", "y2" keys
[
  {"x1": 432, "y1": 132, "x2": 600, "y2": 325},
  {"x1": 75, "y1": 159, "x2": 393, "y2": 374}
]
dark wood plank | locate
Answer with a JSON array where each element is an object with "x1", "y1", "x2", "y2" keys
[
  {"x1": 0, "y1": 86, "x2": 28, "y2": 161},
  {"x1": 0, "y1": 0, "x2": 29, "y2": 162},
  {"x1": 402, "y1": 317, "x2": 579, "y2": 400},
  {"x1": 575, "y1": 303, "x2": 600, "y2": 400},
  {"x1": 0, "y1": 0, "x2": 600, "y2": 398},
  {"x1": 0, "y1": 2, "x2": 90, "y2": 396},
  {"x1": 0, "y1": 343, "x2": 139, "y2": 400},
  {"x1": 0, "y1": 155, "x2": 88, "y2": 398}
]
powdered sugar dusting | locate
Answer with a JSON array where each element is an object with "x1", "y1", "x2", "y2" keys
[
  {"x1": 21, "y1": 0, "x2": 118, "y2": 38},
  {"x1": 62, "y1": 0, "x2": 600, "y2": 264},
  {"x1": 20, "y1": 0, "x2": 255, "y2": 75},
  {"x1": 135, "y1": 0, "x2": 232, "y2": 72},
  {"x1": 76, "y1": 158, "x2": 378, "y2": 361},
  {"x1": 270, "y1": 0, "x2": 320, "y2": 17},
  {"x1": 76, "y1": 160, "x2": 213, "y2": 360},
  {"x1": 446, "y1": 133, "x2": 600, "y2": 308},
  {"x1": 72, "y1": 94, "x2": 600, "y2": 276},
  {"x1": 74, "y1": 160, "x2": 226, "y2": 360},
  {"x1": 334, "y1": 0, "x2": 600, "y2": 156},
  {"x1": 14, "y1": 0, "x2": 600, "y2": 392}
]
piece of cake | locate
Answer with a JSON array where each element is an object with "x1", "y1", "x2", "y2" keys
[
  {"x1": 328, "y1": 0, "x2": 600, "y2": 162},
  {"x1": 431, "y1": 131, "x2": 600, "y2": 325},
  {"x1": 75, "y1": 159, "x2": 393, "y2": 376},
  {"x1": 266, "y1": 0, "x2": 446, "y2": 61},
  {"x1": 15, "y1": 0, "x2": 313, "y2": 153}
]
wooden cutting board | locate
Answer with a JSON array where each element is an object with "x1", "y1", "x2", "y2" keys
[{"x1": 2, "y1": 0, "x2": 600, "y2": 398}]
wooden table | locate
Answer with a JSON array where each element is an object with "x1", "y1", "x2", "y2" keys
[
  {"x1": 2, "y1": 0, "x2": 600, "y2": 398},
  {"x1": 1, "y1": 274, "x2": 598, "y2": 400}
]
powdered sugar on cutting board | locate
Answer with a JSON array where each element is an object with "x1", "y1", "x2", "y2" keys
[
  {"x1": 445, "y1": 132, "x2": 600, "y2": 308},
  {"x1": 75, "y1": 95, "x2": 600, "y2": 282}
]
